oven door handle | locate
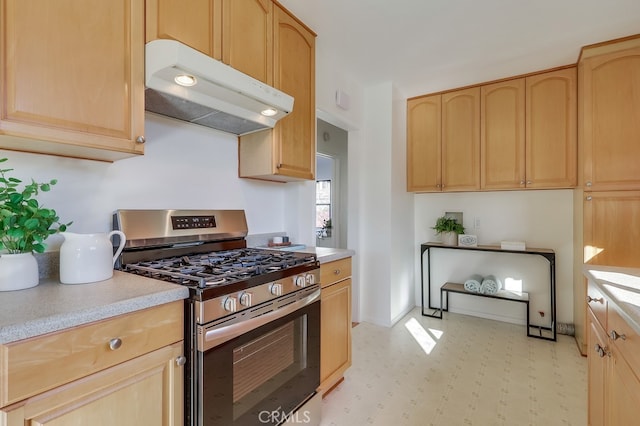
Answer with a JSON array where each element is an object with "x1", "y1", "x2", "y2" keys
[{"x1": 198, "y1": 288, "x2": 320, "y2": 352}]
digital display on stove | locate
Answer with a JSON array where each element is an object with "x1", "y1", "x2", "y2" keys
[{"x1": 171, "y1": 215, "x2": 217, "y2": 230}]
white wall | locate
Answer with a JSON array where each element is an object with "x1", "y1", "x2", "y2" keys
[
  {"x1": 359, "y1": 83, "x2": 393, "y2": 325},
  {"x1": 414, "y1": 190, "x2": 574, "y2": 326},
  {"x1": 311, "y1": 40, "x2": 366, "y2": 323},
  {"x1": 390, "y1": 84, "x2": 416, "y2": 325},
  {"x1": 356, "y1": 82, "x2": 415, "y2": 327},
  {"x1": 0, "y1": 113, "x2": 312, "y2": 250},
  {"x1": 313, "y1": 41, "x2": 420, "y2": 327}
]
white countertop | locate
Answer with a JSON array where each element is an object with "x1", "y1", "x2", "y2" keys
[
  {"x1": 0, "y1": 270, "x2": 189, "y2": 344},
  {"x1": 0, "y1": 247, "x2": 354, "y2": 345},
  {"x1": 584, "y1": 265, "x2": 640, "y2": 335},
  {"x1": 296, "y1": 247, "x2": 355, "y2": 264}
]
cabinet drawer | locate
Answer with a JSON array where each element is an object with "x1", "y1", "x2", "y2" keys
[
  {"x1": 320, "y1": 257, "x2": 352, "y2": 288},
  {"x1": 0, "y1": 301, "x2": 183, "y2": 406},
  {"x1": 608, "y1": 304, "x2": 640, "y2": 378},
  {"x1": 587, "y1": 280, "x2": 607, "y2": 330}
]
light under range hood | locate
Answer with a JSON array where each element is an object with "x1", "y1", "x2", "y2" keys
[{"x1": 145, "y1": 39, "x2": 294, "y2": 135}]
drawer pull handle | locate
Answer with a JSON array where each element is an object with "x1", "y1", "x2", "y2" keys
[
  {"x1": 176, "y1": 356, "x2": 187, "y2": 366},
  {"x1": 586, "y1": 295, "x2": 604, "y2": 304},
  {"x1": 610, "y1": 330, "x2": 626, "y2": 341},
  {"x1": 109, "y1": 338, "x2": 122, "y2": 351},
  {"x1": 594, "y1": 343, "x2": 608, "y2": 358},
  {"x1": 334, "y1": 269, "x2": 341, "y2": 275}
]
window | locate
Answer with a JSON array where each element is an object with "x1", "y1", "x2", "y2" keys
[{"x1": 316, "y1": 180, "x2": 331, "y2": 237}]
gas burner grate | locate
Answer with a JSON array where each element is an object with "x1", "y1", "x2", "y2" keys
[{"x1": 123, "y1": 247, "x2": 316, "y2": 289}]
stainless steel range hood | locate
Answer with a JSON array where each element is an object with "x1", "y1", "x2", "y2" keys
[{"x1": 145, "y1": 40, "x2": 294, "y2": 135}]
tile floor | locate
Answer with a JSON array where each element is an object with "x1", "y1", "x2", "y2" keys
[{"x1": 320, "y1": 308, "x2": 587, "y2": 426}]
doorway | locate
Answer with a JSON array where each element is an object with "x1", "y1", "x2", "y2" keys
[{"x1": 316, "y1": 119, "x2": 348, "y2": 249}]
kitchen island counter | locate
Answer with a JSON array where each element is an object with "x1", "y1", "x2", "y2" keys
[
  {"x1": 584, "y1": 265, "x2": 640, "y2": 335},
  {"x1": 0, "y1": 270, "x2": 188, "y2": 344}
]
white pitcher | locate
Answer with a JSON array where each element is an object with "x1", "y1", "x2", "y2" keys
[{"x1": 59, "y1": 231, "x2": 126, "y2": 284}]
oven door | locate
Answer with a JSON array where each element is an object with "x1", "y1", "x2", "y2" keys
[{"x1": 196, "y1": 289, "x2": 320, "y2": 426}]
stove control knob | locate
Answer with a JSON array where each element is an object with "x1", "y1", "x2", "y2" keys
[
  {"x1": 295, "y1": 275, "x2": 306, "y2": 288},
  {"x1": 239, "y1": 292, "x2": 252, "y2": 307},
  {"x1": 305, "y1": 273, "x2": 316, "y2": 285},
  {"x1": 270, "y1": 283, "x2": 283, "y2": 296},
  {"x1": 223, "y1": 296, "x2": 237, "y2": 313}
]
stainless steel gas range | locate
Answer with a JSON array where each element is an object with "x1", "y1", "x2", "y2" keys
[{"x1": 113, "y1": 210, "x2": 321, "y2": 426}]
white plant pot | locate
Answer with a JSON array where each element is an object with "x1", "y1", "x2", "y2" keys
[
  {"x1": 0, "y1": 252, "x2": 39, "y2": 291},
  {"x1": 441, "y1": 231, "x2": 458, "y2": 246}
]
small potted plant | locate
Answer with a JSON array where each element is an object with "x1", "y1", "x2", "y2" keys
[
  {"x1": 432, "y1": 216, "x2": 465, "y2": 246},
  {"x1": 322, "y1": 218, "x2": 332, "y2": 238},
  {"x1": 0, "y1": 158, "x2": 71, "y2": 291}
]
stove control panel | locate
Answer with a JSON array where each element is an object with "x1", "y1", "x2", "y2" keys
[
  {"x1": 171, "y1": 215, "x2": 217, "y2": 229},
  {"x1": 195, "y1": 268, "x2": 321, "y2": 324}
]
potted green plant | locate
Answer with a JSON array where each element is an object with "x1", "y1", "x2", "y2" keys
[
  {"x1": 322, "y1": 218, "x2": 332, "y2": 238},
  {"x1": 432, "y1": 216, "x2": 465, "y2": 246},
  {"x1": 0, "y1": 158, "x2": 71, "y2": 291}
]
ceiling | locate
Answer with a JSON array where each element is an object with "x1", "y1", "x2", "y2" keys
[{"x1": 277, "y1": 0, "x2": 640, "y2": 98}]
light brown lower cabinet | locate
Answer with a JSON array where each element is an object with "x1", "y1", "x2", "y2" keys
[
  {"x1": 587, "y1": 309, "x2": 607, "y2": 425},
  {"x1": 0, "y1": 342, "x2": 184, "y2": 425},
  {"x1": 0, "y1": 301, "x2": 185, "y2": 426},
  {"x1": 319, "y1": 257, "x2": 352, "y2": 395},
  {"x1": 587, "y1": 291, "x2": 640, "y2": 425}
]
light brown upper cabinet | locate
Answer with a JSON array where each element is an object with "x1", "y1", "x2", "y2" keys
[
  {"x1": 583, "y1": 190, "x2": 640, "y2": 268},
  {"x1": 238, "y1": 4, "x2": 316, "y2": 182},
  {"x1": 408, "y1": 67, "x2": 577, "y2": 193},
  {"x1": 0, "y1": 0, "x2": 145, "y2": 162},
  {"x1": 525, "y1": 68, "x2": 577, "y2": 189},
  {"x1": 406, "y1": 88, "x2": 480, "y2": 192},
  {"x1": 406, "y1": 95, "x2": 441, "y2": 192},
  {"x1": 579, "y1": 38, "x2": 640, "y2": 191},
  {"x1": 442, "y1": 87, "x2": 481, "y2": 191},
  {"x1": 146, "y1": 0, "x2": 273, "y2": 84},
  {"x1": 481, "y1": 68, "x2": 577, "y2": 190},
  {"x1": 481, "y1": 79, "x2": 526, "y2": 190}
]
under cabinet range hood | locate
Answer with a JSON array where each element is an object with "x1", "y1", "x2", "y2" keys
[{"x1": 145, "y1": 39, "x2": 294, "y2": 135}]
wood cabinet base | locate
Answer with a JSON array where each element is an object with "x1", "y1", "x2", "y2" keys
[{"x1": 1, "y1": 342, "x2": 184, "y2": 426}]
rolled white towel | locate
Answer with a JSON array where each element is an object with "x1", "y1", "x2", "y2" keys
[
  {"x1": 480, "y1": 275, "x2": 502, "y2": 295},
  {"x1": 464, "y1": 274, "x2": 483, "y2": 293}
]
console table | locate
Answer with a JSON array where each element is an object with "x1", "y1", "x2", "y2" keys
[{"x1": 420, "y1": 242, "x2": 556, "y2": 341}]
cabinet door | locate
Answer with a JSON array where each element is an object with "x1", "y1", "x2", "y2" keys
[
  {"x1": 0, "y1": 0, "x2": 145, "y2": 161},
  {"x1": 581, "y1": 46, "x2": 640, "y2": 191},
  {"x1": 320, "y1": 278, "x2": 352, "y2": 394},
  {"x1": 481, "y1": 79, "x2": 525, "y2": 190},
  {"x1": 583, "y1": 191, "x2": 640, "y2": 267},
  {"x1": 1, "y1": 342, "x2": 184, "y2": 426},
  {"x1": 608, "y1": 348, "x2": 640, "y2": 426},
  {"x1": 407, "y1": 95, "x2": 442, "y2": 192},
  {"x1": 442, "y1": 87, "x2": 480, "y2": 191},
  {"x1": 146, "y1": 0, "x2": 222, "y2": 59},
  {"x1": 222, "y1": 0, "x2": 272, "y2": 84},
  {"x1": 272, "y1": 5, "x2": 316, "y2": 180},
  {"x1": 587, "y1": 310, "x2": 607, "y2": 426},
  {"x1": 526, "y1": 67, "x2": 577, "y2": 189}
]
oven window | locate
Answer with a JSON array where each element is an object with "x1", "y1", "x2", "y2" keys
[{"x1": 201, "y1": 301, "x2": 320, "y2": 426}]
